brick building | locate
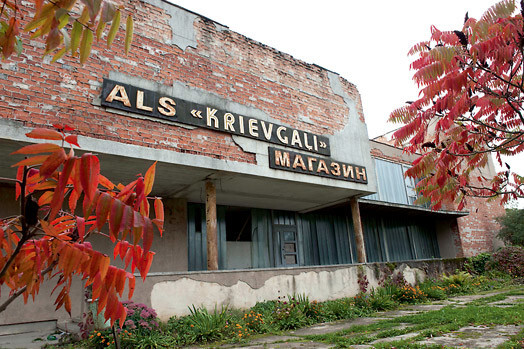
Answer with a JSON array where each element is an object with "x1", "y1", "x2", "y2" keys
[{"x1": 0, "y1": 0, "x2": 504, "y2": 328}]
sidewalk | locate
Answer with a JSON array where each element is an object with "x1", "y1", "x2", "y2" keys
[{"x1": 220, "y1": 289, "x2": 524, "y2": 348}]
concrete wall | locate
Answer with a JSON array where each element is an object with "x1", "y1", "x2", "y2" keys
[{"x1": 136, "y1": 259, "x2": 463, "y2": 321}]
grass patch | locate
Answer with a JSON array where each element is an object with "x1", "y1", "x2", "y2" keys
[{"x1": 305, "y1": 302, "x2": 524, "y2": 346}]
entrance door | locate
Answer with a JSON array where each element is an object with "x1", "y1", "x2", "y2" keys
[{"x1": 272, "y1": 211, "x2": 299, "y2": 267}]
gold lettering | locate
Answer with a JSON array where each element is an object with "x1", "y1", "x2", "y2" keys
[
  {"x1": 307, "y1": 157, "x2": 317, "y2": 171},
  {"x1": 260, "y1": 121, "x2": 273, "y2": 140},
  {"x1": 239, "y1": 115, "x2": 245, "y2": 134},
  {"x1": 303, "y1": 133, "x2": 313, "y2": 150},
  {"x1": 158, "y1": 97, "x2": 176, "y2": 116},
  {"x1": 248, "y1": 119, "x2": 259, "y2": 137},
  {"x1": 356, "y1": 167, "x2": 367, "y2": 181},
  {"x1": 275, "y1": 150, "x2": 290, "y2": 167},
  {"x1": 290, "y1": 130, "x2": 303, "y2": 148},
  {"x1": 276, "y1": 126, "x2": 288, "y2": 144},
  {"x1": 136, "y1": 90, "x2": 153, "y2": 112},
  {"x1": 330, "y1": 162, "x2": 341, "y2": 176},
  {"x1": 207, "y1": 108, "x2": 219, "y2": 128},
  {"x1": 313, "y1": 135, "x2": 318, "y2": 151},
  {"x1": 105, "y1": 84, "x2": 131, "y2": 107},
  {"x1": 317, "y1": 159, "x2": 329, "y2": 174},
  {"x1": 342, "y1": 164, "x2": 354, "y2": 179},
  {"x1": 292, "y1": 154, "x2": 307, "y2": 170},
  {"x1": 224, "y1": 113, "x2": 235, "y2": 132}
]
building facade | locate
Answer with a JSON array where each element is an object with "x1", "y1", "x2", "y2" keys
[{"x1": 0, "y1": 0, "x2": 503, "y2": 327}]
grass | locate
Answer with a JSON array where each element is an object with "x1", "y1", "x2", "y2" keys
[{"x1": 304, "y1": 289, "x2": 524, "y2": 348}]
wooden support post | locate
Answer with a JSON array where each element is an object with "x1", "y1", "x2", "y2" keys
[
  {"x1": 350, "y1": 198, "x2": 367, "y2": 263},
  {"x1": 205, "y1": 181, "x2": 218, "y2": 270}
]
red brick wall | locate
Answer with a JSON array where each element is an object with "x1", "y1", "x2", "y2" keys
[{"x1": 1, "y1": 1, "x2": 364, "y2": 164}]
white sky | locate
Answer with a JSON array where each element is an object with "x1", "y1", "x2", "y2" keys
[{"x1": 171, "y1": 0, "x2": 523, "y2": 208}]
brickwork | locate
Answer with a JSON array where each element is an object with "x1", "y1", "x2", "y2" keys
[{"x1": 0, "y1": 1, "x2": 364, "y2": 165}]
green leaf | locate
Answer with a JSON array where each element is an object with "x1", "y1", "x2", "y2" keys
[
  {"x1": 57, "y1": 13, "x2": 70, "y2": 30},
  {"x1": 124, "y1": 15, "x2": 133, "y2": 54},
  {"x1": 70, "y1": 21, "x2": 82, "y2": 56},
  {"x1": 95, "y1": 19, "x2": 106, "y2": 40},
  {"x1": 51, "y1": 47, "x2": 67, "y2": 62},
  {"x1": 106, "y1": 9, "x2": 120, "y2": 47},
  {"x1": 15, "y1": 36, "x2": 22, "y2": 55},
  {"x1": 79, "y1": 27, "x2": 93, "y2": 64},
  {"x1": 24, "y1": 3, "x2": 54, "y2": 32}
]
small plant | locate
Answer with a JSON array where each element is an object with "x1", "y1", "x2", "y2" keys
[
  {"x1": 394, "y1": 285, "x2": 427, "y2": 303},
  {"x1": 241, "y1": 310, "x2": 265, "y2": 333},
  {"x1": 369, "y1": 287, "x2": 397, "y2": 311},
  {"x1": 322, "y1": 298, "x2": 362, "y2": 321},
  {"x1": 419, "y1": 279, "x2": 447, "y2": 300},
  {"x1": 272, "y1": 296, "x2": 308, "y2": 330},
  {"x1": 185, "y1": 305, "x2": 231, "y2": 343},
  {"x1": 441, "y1": 271, "x2": 473, "y2": 287},
  {"x1": 117, "y1": 301, "x2": 160, "y2": 333},
  {"x1": 357, "y1": 267, "x2": 369, "y2": 293}
]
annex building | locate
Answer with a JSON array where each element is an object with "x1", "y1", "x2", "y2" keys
[{"x1": 0, "y1": 0, "x2": 504, "y2": 326}]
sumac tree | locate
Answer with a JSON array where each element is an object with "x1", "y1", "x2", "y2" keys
[
  {"x1": 0, "y1": 0, "x2": 133, "y2": 63},
  {"x1": 0, "y1": 126, "x2": 164, "y2": 326},
  {"x1": 390, "y1": 0, "x2": 524, "y2": 210}
]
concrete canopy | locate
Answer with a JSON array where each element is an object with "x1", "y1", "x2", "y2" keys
[{"x1": 0, "y1": 120, "x2": 371, "y2": 212}]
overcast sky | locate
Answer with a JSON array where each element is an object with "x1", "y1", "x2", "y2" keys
[{"x1": 170, "y1": 0, "x2": 522, "y2": 207}]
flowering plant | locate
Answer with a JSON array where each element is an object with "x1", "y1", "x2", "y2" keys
[{"x1": 117, "y1": 301, "x2": 160, "y2": 333}]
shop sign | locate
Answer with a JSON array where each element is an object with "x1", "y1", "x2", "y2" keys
[
  {"x1": 101, "y1": 79, "x2": 330, "y2": 155},
  {"x1": 268, "y1": 147, "x2": 367, "y2": 184}
]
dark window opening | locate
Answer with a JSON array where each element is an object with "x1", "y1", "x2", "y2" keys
[{"x1": 225, "y1": 207, "x2": 252, "y2": 242}]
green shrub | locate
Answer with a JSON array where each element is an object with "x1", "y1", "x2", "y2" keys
[
  {"x1": 489, "y1": 246, "x2": 524, "y2": 278},
  {"x1": 497, "y1": 208, "x2": 524, "y2": 246},
  {"x1": 465, "y1": 252, "x2": 492, "y2": 275}
]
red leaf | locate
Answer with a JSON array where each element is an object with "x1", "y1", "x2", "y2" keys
[
  {"x1": 15, "y1": 166, "x2": 23, "y2": 199},
  {"x1": 99, "y1": 175, "x2": 115, "y2": 190},
  {"x1": 64, "y1": 135, "x2": 80, "y2": 147},
  {"x1": 80, "y1": 154, "x2": 100, "y2": 200},
  {"x1": 39, "y1": 149, "x2": 67, "y2": 178},
  {"x1": 25, "y1": 128, "x2": 64, "y2": 141},
  {"x1": 83, "y1": 190, "x2": 100, "y2": 218},
  {"x1": 109, "y1": 199, "x2": 124, "y2": 242},
  {"x1": 96, "y1": 192, "x2": 113, "y2": 231},
  {"x1": 134, "y1": 177, "x2": 145, "y2": 211},
  {"x1": 132, "y1": 211, "x2": 143, "y2": 245},
  {"x1": 76, "y1": 217, "x2": 85, "y2": 241},
  {"x1": 11, "y1": 155, "x2": 49, "y2": 168},
  {"x1": 120, "y1": 205, "x2": 133, "y2": 241},
  {"x1": 153, "y1": 198, "x2": 164, "y2": 236},
  {"x1": 143, "y1": 162, "x2": 156, "y2": 196},
  {"x1": 12, "y1": 143, "x2": 62, "y2": 155},
  {"x1": 142, "y1": 217, "x2": 153, "y2": 254},
  {"x1": 127, "y1": 274, "x2": 135, "y2": 299},
  {"x1": 49, "y1": 156, "x2": 76, "y2": 220},
  {"x1": 139, "y1": 252, "x2": 154, "y2": 280}
]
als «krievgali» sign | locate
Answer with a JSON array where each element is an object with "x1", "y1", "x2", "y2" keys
[{"x1": 101, "y1": 79, "x2": 330, "y2": 156}]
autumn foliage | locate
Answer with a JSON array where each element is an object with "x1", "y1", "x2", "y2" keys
[
  {"x1": 0, "y1": 126, "x2": 163, "y2": 327},
  {"x1": 390, "y1": 0, "x2": 524, "y2": 210},
  {"x1": 0, "y1": 0, "x2": 133, "y2": 63}
]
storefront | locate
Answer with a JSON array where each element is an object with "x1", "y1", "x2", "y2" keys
[{"x1": 0, "y1": 0, "x2": 503, "y2": 327}]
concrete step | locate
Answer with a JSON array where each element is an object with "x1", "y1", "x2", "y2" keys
[{"x1": 0, "y1": 320, "x2": 59, "y2": 349}]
